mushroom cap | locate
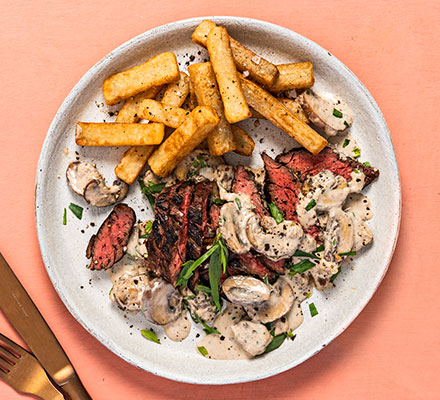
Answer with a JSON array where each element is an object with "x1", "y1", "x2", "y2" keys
[
  {"x1": 231, "y1": 320, "x2": 272, "y2": 356},
  {"x1": 142, "y1": 278, "x2": 183, "y2": 325},
  {"x1": 245, "y1": 277, "x2": 294, "y2": 323},
  {"x1": 66, "y1": 161, "x2": 102, "y2": 196},
  {"x1": 222, "y1": 275, "x2": 270, "y2": 307},
  {"x1": 110, "y1": 273, "x2": 150, "y2": 311},
  {"x1": 83, "y1": 179, "x2": 128, "y2": 207}
]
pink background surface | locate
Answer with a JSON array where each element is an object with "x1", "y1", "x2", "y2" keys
[{"x1": 0, "y1": 1, "x2": 439, "y2": 399}]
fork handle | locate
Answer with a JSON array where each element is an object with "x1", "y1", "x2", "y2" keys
[
  {"x1": 33, "y1": 379, "x2": 65, "y2": 400},
  {"x1": 60, "y1": 374, "x2": 92, "y2": 400}
]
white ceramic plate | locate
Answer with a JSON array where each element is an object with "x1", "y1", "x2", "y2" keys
[{"x1": 35, "y1": 17, "x2": 401, "y2": 385}]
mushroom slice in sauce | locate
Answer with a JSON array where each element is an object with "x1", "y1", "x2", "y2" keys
[
  {"x1": 245, "y1": 277, "x2": 294, "y2": 323},
  {"x1": 66, "y1": 161, "x2": 102, "y2": 196},
  {"x1": 186, "y1": 291, "x2": 217, "y2": 323},
  {"x1": 309, "y1": 259, "x2": 340, "y2": 290},
  {"x1": 141, "y1": 278, "x2": 183, "y2": 325},
  {"x1": 230, "y1": 321, "x2": 272, "y2": 357},
  {"x1": 222, "y1": 275, "x2": 270, "y2": 307},
  {"x1": 324, "y1": 208, "x2": 355, "y2": 261},
  {"x1": 110, "y1": 273, "x2": 150, "y2": 312},
  {"x1": 297, "y1": 89, "x2": 353, "y2": 136},
  {"x1": 84, "y1": 179, "x2": 128, "y2": 207}
]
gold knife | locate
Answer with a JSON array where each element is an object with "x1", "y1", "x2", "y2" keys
[{"x1": 0, "y1": 252, "x2": 92, "y2": 400}]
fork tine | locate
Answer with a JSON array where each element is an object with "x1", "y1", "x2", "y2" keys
[
  {"x1": 0, "y1": 357, "x2": 11, "y2": 374},
  {"x1": 0, "y1": 333, "x2": 25, "y2": 356},
  {"x1": 0, "y1": 345, "x2": 16, "y2": 366}
]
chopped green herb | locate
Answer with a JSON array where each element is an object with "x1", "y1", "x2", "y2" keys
[
  {"x1": 189, "y1": 310, "x2": 220, "y2": 335},
  {"x1": 263, "y1": 274, "x2": 270, "y2": 285},
  {"x1": 342, "y1": 138, "x2": 350, "y2": 148},
  {"x1": 344, "y1": 120, "x2": 349, "y2": 127},
  {"x1": 306, "y1": 292, "x2": 312, "y2": 299},
  {"x1": 269, "y1": 328, "x2": 275, "y2": 336},
  {"x1": 263, "y1": 333, "x2": 286, "y2": 354},
  {"x1": 333, "y1": 108, "x2": 343, "y2": 118},
  {"x1": 197, "y1": 155, "x2": 206, "y2": 168},
  {"x1": 218, "y1": 236, "x2": 229, "y2": 274},
  {"x1": 286, "y1": 331, "x2": 296, "y2": 340},
  {"x1": 363, "y1": 161, "x2": 371, "y2": 167},
  {"x1": 313, "y1": 244, "x2": 325, "y2": 253},
  {"x1": 330, "y1": 267, "x2": 342, "y2": 282},
  {"x1": 234, "y1": 197, "x2": 242, "y2": 210},
  {"x1": 269, "y1": 202, "x2": 284, "y2": 224},
  {"x1": 306, "y1": 89, "x2": 310, "y2": 94},
  {"x1": 338, "y1": 251, "x2": 357, "y2": 256},
  {"x1": 141, "y1": 329, "x2": 161, "y2": 344},
  {"x1": 353, "y1": 169, "x2": 360, "y2": 174},
  {"x1": 198, "y1": 346, "x2": 209, "y2": 357},
  {"x1": 69, "y1": 203, "x2": 83, "y2": 220},
  {"x1": 184, "y1": 295, "x2": 196, "y2": 301},
  {"x1": 140, "y1": 220, "x2": 153, "y2": 239},
  {"x1": 138, "y1": 178, "x2": 166, "y2": 208},
  {"x1": 309, "y1": 303, "x2": 318, "y2": 317},
  {"x1": 188, "y1": 170, "x2": 197, "y2": 178},
  {"x1": 352, "y1": 147, "x2": 361, "y2": 158},
  {"x1": 293, "y1": 249, "x2": 320, "y2": 259},
  {"x1": 305, "y1": 199, "x2": 316, "y2": 211},
  {"x1": 288, "y1": 259, "x2": 316, "y2": 276},
  {"x1": 195, "y1": 285, "x2": 212, "y2": 295},
  {"x1": 192, "y1": 160, "x2": 199, "y2": 168},
  {"x1": 214, "y1": 198, "x2": 224, "y2": 205},
  {"x1": 109, "y1": 287, "x2": 113, "y2": 295},
  {"x1": 63, "y1": 208, "x2": 67, "y2": 225}
]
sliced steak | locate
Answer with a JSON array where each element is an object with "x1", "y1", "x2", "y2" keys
[
  {"x1": 186, "y1": 180, "x2": 213, "y2": 260},
  {"x1": 206, "y1": 203, "x2": 220, "y2": 237},
  {"x1": 230, "y1": 252, "x2": 275, "y2": 281},
  {"x1": 276, "y1": 147, "x2": 379, "y2": 186},
  {"x1": 232, "y1": 166, "x2": 268, "y2": 219},
  {"x1": 146, "y1": 182, "x2": 194, "y2": 285},
  {"x1": 262, "y1": 152, "x2": 302, "y2": 221},
  {"x1": 259, "y1": 255, "x2": 286, "y2": 274},
  {"x1": 86, "y1": 204, "x2": 136, "y2": 270}
]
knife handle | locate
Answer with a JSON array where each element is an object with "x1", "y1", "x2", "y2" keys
[{"x1": 60, "y1": 374, "x2": 92, "y2": 400}]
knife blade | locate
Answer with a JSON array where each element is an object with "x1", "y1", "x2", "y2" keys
[{"x1": 0, "y1": 252, "x2": 92, "y2": 400}]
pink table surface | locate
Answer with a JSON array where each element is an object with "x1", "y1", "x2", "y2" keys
[{"x1": 1, "y1": 1, "x2": 439, "y2": 399}]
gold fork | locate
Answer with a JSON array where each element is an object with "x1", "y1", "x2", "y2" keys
[{"x1": 0, "y1": 333, "x2": 64, "y2": 399}]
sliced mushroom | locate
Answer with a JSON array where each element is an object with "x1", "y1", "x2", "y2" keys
[
  {"x1": 324, "y1": 208, "x2": 355, "y2": 261},
  {"x1": 66, "y1": 161, "x2": 102, "y2": 196},
  {"x1": 222, "y1": 275, "x2": 270, "y2": 307},
  {"x1": 231, "y1": 321, "x2": 272, "y2": 356},
  {"x1": 186, "y1": 290, "x2": 217, "y2": 323},
  {"x1": 141, "y1": 278, "x2": 183, "y2": 325},
  {"x1": 245, "y1": 277, "x2": 294, "y2": 323},
  {"x1": 271, "y1": 316, "x2": 289, "y2": 336},
  {"x1": 297, "y1": 89, "x2": 353, "y2": 136},
  {"x1": 309, "y1": 259, "x2": 340, "y2": 290},
  {"x1": 66, "y1": 161, "x2": 128, "y2": 207},
  {"x1": 110, "y1": 273, "x2": 150, "y2": 312},
  {"x1": 84, "y1": 179, "x2": 128, "y2": 207}
]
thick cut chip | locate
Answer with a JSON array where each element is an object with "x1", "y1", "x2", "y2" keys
[
  {"x1": 148, "y1": 106, "x2": 220, "y2": 177},
  {"x1": 269, "y1": 62, "x2": 314, "y2": 92},
  {"x1": 75, "y1": 122, "x2": 164, "y2": 146},
  {"x1": 115, "y1": 146, "x2": 155, "y2": 184},
  {"x1": 138, "y1": 99, "x2": 189, "y2": 128},
  {"x1": 239, "y1": 76, "x2": 327, "y2": 155},
  {"x1": 206, "y1": 26, "x2": 251, "y2": 124},
  {"x1": 232, "y1": 125, "x2": 255, "y2": 156},
  {"x1": 161, "y1": 72, "x2": 190, "y2": 107},
  {"x1": 116, "y1": 86, "x2": 162, "y2": 123},
  {"x1": 103, "y1": 52, "x2": 179, "y2": 105},
  {"x1": 278, "y1": 98, "x2": 309, "y2": 124},
  {"x1": 188, "y1": 62, "x2": 236, "y2": 156},
  {"x1": 192, "y1": 20, "x2": 278, "y2": 86}
]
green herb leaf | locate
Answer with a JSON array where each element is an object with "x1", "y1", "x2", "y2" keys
[
  {"x1": 214, "y1": 198, "x2": 224, "y2": 205},
  {"x1": 195, "y1": 285, "x2": 212, "y2": 295},
  {"x1": 293, "y1": 250, "x2": 320, "y2": 260},
  {"x1": 288, "y1": 259, "x2": 316, "y2": 276},
  {"x1": 69, "y1": 203, "x2": 83, "y2": 220},
  {"x1": 313, "y1": 244, "x2": 325, "y2": 253},
  {"x1": 363, "y1": 161, "x2": 371, "y2": 167},
  {"x1": 305, "y1": 199, "x2": 316, "y2": 211},
  {"x1": 286, "y1": 331, "x2": 296, "y2": 340},
  {"x1": 145, "y1": 220, "x2": 153, "y2": 233},
  {"x1": 188, "y1": 170, "x2": 197, "y2": 178},
  {"x1": 192, "y1": 160, "x2": 199, "y2": 168},
  {"x1": 138, "y1": 177, "x2": 157, "y2": 208},
  {"x1": 198, "y1": 346, "x2": 208, "y2": 357},
  {"x1": 63, "y1": 208, "x2": 67, "y2": 225},
  {"x1": 263, "y1": 274, "x2": 269, "y2": 285},
  {"x1": 263, "y1": 333, "x2": 286, "y2": 354},
  {"x1": 342, "y1": 138, "x2": 350, "y2": 148},
  {"x1": 141, "y1": 329, "x2": 161, "y2": 344},
  {"x1": 234, "y1": 197, "x2": 242, "y2": 210},
  {"x1": 147, "y1": 181, "x2": 166, "y2": 194},
  {"x1": 353, "y1": 169, "x2": 360, "y2": 174},
  {"x1": 197, "y1": 155, "x2": 206, "y2": 168},
  {"x1": 209, "y1": 245, "x2": 222, "y2": 312},
  {"x1": 333, "y1": 108, "x2": 343, "y2": 118},
  {"x1": 338, "y1": 251, "x2": 357, "y2": 256},
  {"x1": 344, "y1": 120, "x2": 349, "y2": 127},
  {"x1": 330, "y1": 267, "x2": 342, "y2": 282},
  {"x1": 269, "y1": 202, "x2": 284, "y2": 224},
  {"x1": 309, "y1": 303, "x2": 318, "y2": 317},
  {"x1": 189, "y1": 310, "x2": 220, "y2": 335},
  {"x1": 352, "y1": 148, "x2": 361, "y2": 158},
  {"x1": 218, "y1": 235, "x2": 229, "y2": 274}
]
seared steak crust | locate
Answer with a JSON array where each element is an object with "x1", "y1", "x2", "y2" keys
[
  {"x1": 86, "y1": 204, "x2": 136, "y2": 270},
  {"x1": 230, "y1": 252, "x2": 275, "y2": 281},
  {"x1": 276, "y1": 147, "x2": 379, "y2": 186}
]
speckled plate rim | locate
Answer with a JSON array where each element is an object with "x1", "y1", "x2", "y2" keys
[{"x1": 35, "y1": 16, "x2": 401, "y2": 385}]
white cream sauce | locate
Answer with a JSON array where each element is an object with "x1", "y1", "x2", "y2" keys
[{"x1": 163, "y1": 311, "x2": 191, "y2": 342}]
